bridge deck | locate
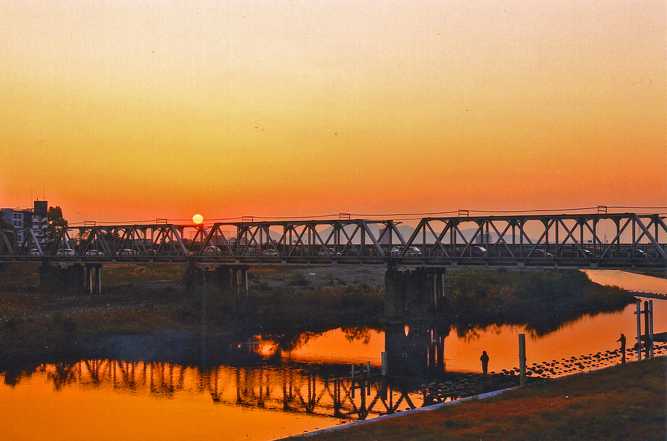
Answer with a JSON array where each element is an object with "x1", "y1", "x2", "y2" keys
[{"x1": 1, "y1": 255, "x2": 665, "y2": 270}]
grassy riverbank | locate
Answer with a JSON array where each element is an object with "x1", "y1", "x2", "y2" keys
[
  {"x1": 0, "y1": 264, "x2": 635, "y2": 366},
  {"x1": 288, "y1": 357, "x2": 666, "y2": 441},
  {"x1": 445, "y1": 269, "x2": 633, "y2": 336}
]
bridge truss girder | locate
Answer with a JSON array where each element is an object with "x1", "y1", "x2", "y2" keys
[{"x1": 0, "y1": 213, "x2": 664, "y2": 267}]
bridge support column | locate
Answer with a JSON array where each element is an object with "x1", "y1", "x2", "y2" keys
[
  {"x1": 384, "y1": 266, "x2": 406, "y2": 319},
  {"x1": 384, "y1": 266, "x2": 447, "y2": 319},
  {"x1": 185, "y1": 263, "x2": 249, "y2": 311},
  {"x1": 432, "y1": 269, "x2": 447, "y2": 311},
  {"x1": 229, "y1": 267, "x2": 249, "y2": 298},
  {"x1": 39, "y1": 263, "x2": 86, "y2": 295},
  {"x1": 83, "y1": 264, "x2": 103, "y2": 295},
  {"x1": 384, "y1": 320, "x2": 448, "y2": 377},
  {"x1": 242, "y1": 268, "x2": 249, "y2": 297}
]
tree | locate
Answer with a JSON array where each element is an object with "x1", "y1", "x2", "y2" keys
[
  {"x1": 47, "y1": 206, "x2": 69, "y2": 249},
  {"x1": 48, "y1": 206, "x2": 68, "y2": 227}
]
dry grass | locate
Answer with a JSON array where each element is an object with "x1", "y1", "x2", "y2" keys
[
  {"x1": 289, "y1": 357, "x2": 666, "y2": 441},
  {"x1": 101, "y1": 263, "x2": 185, "y2": 285}
]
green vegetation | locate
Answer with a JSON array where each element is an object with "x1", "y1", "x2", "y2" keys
[{"x1": 287, "y1": 357, "x2": 666, "y2": 441}]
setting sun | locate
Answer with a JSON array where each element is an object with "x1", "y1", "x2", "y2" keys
[{"x1": 192, "y1": 213, "x2": 204, "y2": 225}]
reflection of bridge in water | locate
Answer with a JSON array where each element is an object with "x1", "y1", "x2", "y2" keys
[
  {"x1": 29, "y1": 319, "x2": 513, "y2": 420},
  {"x1": 12, "y1": 311, "x2": 664, "y2": 421},
  {"x1": 37, "y1": 359, "x2": 514, "y2": 420},
  {"x1": 34, "y1": 341, "x2": 665, "y2": 421}
]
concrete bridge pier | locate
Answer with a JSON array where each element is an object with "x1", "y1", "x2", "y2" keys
[
  {"x1": 384, "y1": 321, "x2": 447, "y2": 377},
  {"x1": 39, "y1": 262, "x2": 86, "y2": 295},
  {"x1": 230, "y1": 266, "x2": 249, "y2": 298},
  {"x1": 216, "y1": 266, "x2": 249, "y2": 299},
  {"x1": 185, "y1": 263, "x2": 249, "y2": 310},
  {"x1": 430, "y1": 269, "x2": 447, "y2": 312},
  {"x1": 384, "y1": 266, "x2": 405, "y2": 318},
  {"x1": 83, "y1": 264, "x2": 103, "y2": 295},
  {"x1": 384, "y1": 266, "x2": 447, "y2": 319}
]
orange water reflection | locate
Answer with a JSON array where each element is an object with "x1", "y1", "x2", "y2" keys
[
  {"x1": 1, "y1": 360, "x2": 454, "y2": 441},
  {"x1": 0, "y1": 363, "x2": 340, "y2": 441},
  {"x1": 285, "y1": 270, "x2": 667, "y2": 373},
  {"x1": 0, "y1": 371, "x2": 335, "y2": 441},
  {"x1": 584, "y1": 270, "x2": 667, "y2": 295}
]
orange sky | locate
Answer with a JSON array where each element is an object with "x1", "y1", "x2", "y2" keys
[{"x1": 1, "y1": 1, "x2": 665, "y2": 222}]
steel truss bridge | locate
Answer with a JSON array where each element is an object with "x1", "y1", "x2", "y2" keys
[{"x1": 1, "y1": 212, "x2": 665, "y2": 268}]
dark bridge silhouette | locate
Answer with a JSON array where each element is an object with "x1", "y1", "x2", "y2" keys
[
  {"x1": 1, "y1": 212, "x2": 664, "y2": 295},
  {"x1": 2, "y1": 212, "x2": 665, "y2": 268}
]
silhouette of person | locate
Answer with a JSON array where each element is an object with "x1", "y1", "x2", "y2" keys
[
  {"x1": 480, "y1": 350, "x2": 490, "y2": 375},
  {"x1": 617, "y1": 333, "x2": 626, "y2": 365}
]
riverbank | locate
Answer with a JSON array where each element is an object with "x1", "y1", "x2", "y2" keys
[
  {"x1": 286, "y1": 356, "x2": 666, "y2": 441},
  {"x1": 0, "y1": 264, "x2": 636, "y2": 367}
]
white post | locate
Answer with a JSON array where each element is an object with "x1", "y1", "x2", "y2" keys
[
  {"x1": 635, "y1": 300, "x2": 642, "y2": 360},
  {"x1": 648, "y1": 300, "x2": 654, "y2": 358},
  {"x1": 519, "y1": 333, "x2": 526, "y2": 386}
]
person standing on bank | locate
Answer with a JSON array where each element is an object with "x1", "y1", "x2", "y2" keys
[
  {"x1": 617, "y1": 333, "x2": 626, "y2": 365},
  {"x1": 480, "y1": 350, "x2": 490, "y2": 375}
]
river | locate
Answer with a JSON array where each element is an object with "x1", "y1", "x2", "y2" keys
[{"x1": 0, "y1": 270, "x2": 665, "y2": 441}]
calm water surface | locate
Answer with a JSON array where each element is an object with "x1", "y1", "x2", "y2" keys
[
  {"x1": 287, "y1": 270, "x2": 667, "y2": 372},
  {"x1": 1, "y1": 270, "x2": 665, "y2": 441}
]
